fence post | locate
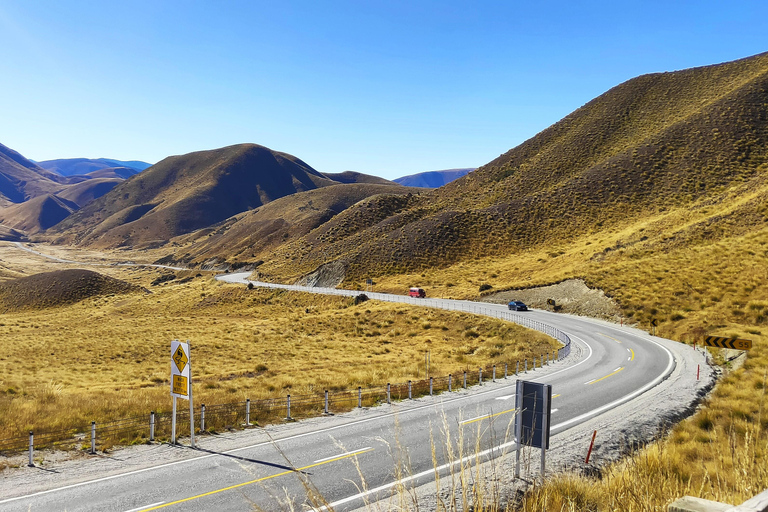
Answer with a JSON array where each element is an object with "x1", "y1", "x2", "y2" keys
[
  {"x1": 245, "y1": 399, "x2": 251, "y2": 426},
  {"x1": 493, "y1": 365, "x2": 496, "y2": 382},
  {"x1": 358, "y1": 387, "x2": 362, "y2": 408},
  {"x1": 505, "y1": 363, "x2": 508, "y2": 379},
  {"x1": 286, "y1": 394, "x2": 292, "y2": 421},
  {"x1": 479, "y1": 368, "x2": 483, "y2": 385},
  {"x1": 516, "y1": 361, "x2": 519, "y2": 376},
  {"x1": 408, "y1": 380, "x2": 412, "y2": 400},
  {"x1": 201, "y1": 405, "x2": 206, "y2": 432},
  {"x1": 429, "y1": 377, "x2": 433, "y2": 396},
  {"x1": 150, "y1": 412, "x2": 155, "y2": 442},
  {"x1": 387, "y1": 383, "x2": 391, "y2": 404},
  {"x1": 464, "y1": 371, "x2": 467, "y2": 389},
  {"x1": 28, "y1": 431, "x2": 34, "y2": 467},
  {"x1": 91, "y1": 421, "x2": 96, "y2": 454},
  {"x1": 448, "y1": 374, "x2": 452, "y2": 392},
  {"x1": 324, "y1": 390, "x2": 329, "y2": 414}
]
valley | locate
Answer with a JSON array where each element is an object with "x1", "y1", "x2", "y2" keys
[{"x1": 0, "y1": 50, "x2": 767, "y2": 510}]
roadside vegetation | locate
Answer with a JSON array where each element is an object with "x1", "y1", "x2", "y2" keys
[{"x1": 0, "y1": 271, "x2": 557, "y2": 445}]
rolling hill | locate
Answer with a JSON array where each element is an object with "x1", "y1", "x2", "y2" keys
[
  {"x1": 48, "y1": 143, "x2": 341, "y2": 248},
  {"x1": 167, "y1": 182, "x2": 420, "y2": 269},
  {"x1": 393, "y1": 168, "x2": 475, "y2": 188},
  {"x1": 322, "y1": 171, "x2": 398, "y2": 185},
  {"x1": 0, "y1": 269, "x2": 142, "y2": 312},
  {"x1": 0, "y1": 143, "x2": 71, "y2": 206},
  {"x1": 238, "y1": 51, "x2": 768, "y2": 283}
]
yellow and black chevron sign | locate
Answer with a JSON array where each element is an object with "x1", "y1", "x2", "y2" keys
[{"x1": 704, "y1": 336, "x2": 752, "y2": 350}]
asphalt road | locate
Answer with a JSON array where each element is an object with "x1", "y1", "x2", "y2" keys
[{"x1": 1, "y1": 274, "x2": 678, "y2": 512}]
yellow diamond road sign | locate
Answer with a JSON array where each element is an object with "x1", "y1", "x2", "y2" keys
[
  {"x1": 170, "y1": 340, "x2": 191, "y2": 400},
  {"x1": 173, "y1": 345, "x2": 188, "y2": 373}
]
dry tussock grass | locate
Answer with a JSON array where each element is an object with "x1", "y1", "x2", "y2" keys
[{"x1": 0, "y1": 275, "x2": 557, "y2": 441}]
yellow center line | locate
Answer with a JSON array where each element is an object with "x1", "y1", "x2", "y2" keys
[
  {"x1": 138, "y1": 448, "x2": 375, "y2": 511},
  {"x1": 598, "y1": 332, "x2": 622, "y2": 343},
  {"x1": 630, "y1": 348, "x2": 635, "y2": 361},
  {"x1": 552, "y1": 394, "x2": 561, "y2": 398},
  {"x1": 587, "y1": 367, "x2": 624, "y2": 385},
  {"x1": 460, "y1": 407, "x2": 516, "y2": 425}
]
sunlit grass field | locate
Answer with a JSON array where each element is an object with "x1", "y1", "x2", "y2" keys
[{"x1": 0, "y1": 275, "x2": 557, "y2": 441}]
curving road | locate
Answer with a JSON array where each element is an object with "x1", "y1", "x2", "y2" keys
[{"x1": 0, "y1": 271, "x2": 700, "y2": 512}]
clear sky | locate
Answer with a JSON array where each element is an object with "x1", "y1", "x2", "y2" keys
[{"x1": 1, "y1": 1, "x2": 766, "y2": 180}]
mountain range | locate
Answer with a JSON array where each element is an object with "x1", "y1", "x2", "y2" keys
[
  {"x1": 393, "y1": 168, "x2": 474, "y2": 188},
  {"x1": 4, "y1": 51, "x2": 768, "y2": 291},
  {"x1": 36, "y1": 158, "x2": 151, "y2": 177}
]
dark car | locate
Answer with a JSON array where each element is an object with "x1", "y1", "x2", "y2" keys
[{"x1": 508, "y1": 300, "x2": 528, "y2": 311}]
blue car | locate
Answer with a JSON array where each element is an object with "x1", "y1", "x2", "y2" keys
[{"x1": 508, "y1": 300, "x2": 528, "y2": 311}]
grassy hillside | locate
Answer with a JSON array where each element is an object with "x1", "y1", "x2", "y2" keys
[
  {"x1": 0, "y1": 143, "x2": 68, "y2": 207},
  {"x1": 241, "y1": 52, "x2": 768, "y2": 284},
  {"x1": 170, "y1": 183, "x2": 420, "y2": 269},
  {"x1": 0, "y1": 195, "x2": 78, "y2": 233},
  {"x1": 48, "y1": 143, "x2": 339, "y2": 249},
  {"x1": 322, "y1": 171, "x2": 397, "y2": 185}
]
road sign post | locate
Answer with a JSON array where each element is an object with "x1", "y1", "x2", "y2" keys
[
  {"x1": 515, "y1": 380, "x2": 552, "y2": 481},
  {"x1": 170, "y1": 340, "x2": 195, "y2": 448}
]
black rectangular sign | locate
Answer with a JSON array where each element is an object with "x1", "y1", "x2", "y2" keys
[{"x1": 515, "y1": 380, "x2": 552, "y2": 449}]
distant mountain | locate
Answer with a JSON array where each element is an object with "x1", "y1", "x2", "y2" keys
[
  {"x1": 393, "y1": 168, "x2": 475, "y2": 188},
  {"x1": 322, "y1": 171, "x2": 398, "y2": 185},
  {"x1": 49, "y1": 143, "x2": 339, "y2": 248},
  {"x1": 85, "y1": 167, "x2": 140, "y2": 180},
  {"x1": 0, "y1": 143, "x2": 70, "y2": 206},
  {"x1": 37, "y1": 158, "x2": 150, "y2": 177}
]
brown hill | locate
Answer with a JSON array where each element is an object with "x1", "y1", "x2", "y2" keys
[
  {"x1": 0, "y1": 269, "x2": 142, "y2": 312},
  {"x1": 0, "y1": 143, "x2": 69, "y2": 206},
  {"x1": 48, "y1": 144, "x2": 338, "y2": 249},
  {"x1": 247, "y1": 51, "x2": 768, "y2": 282},
  {"x1": 55, "y1": 178, "x2": 122, "y2": 207},
  {"x1": 322, "y1": 171, "x2": 398, "y2": 185},
  {"x1": 0, "y1": 194, "x2": 78, "y2": 234},
  {"x1": 86, "y1": 167, "x2": 139, "y2": 180},
  {"x1": 168, "y1": 183, "x2": 419, "y2": 267}
]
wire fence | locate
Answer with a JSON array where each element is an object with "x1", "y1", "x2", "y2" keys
[{"x1": 5, "y1": 286, "x2": 572, "y2": 460}]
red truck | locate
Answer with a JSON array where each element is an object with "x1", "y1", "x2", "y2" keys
[{"x1": 408, "y1": 287, "x2": 426, "y2": 298}]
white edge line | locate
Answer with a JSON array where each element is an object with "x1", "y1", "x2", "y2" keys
[
  {"x1": 313, "y1": 447, "x2": 371, "y2": 464},
  {"x1": 321, "y1": 335, "x2": 675, "y2": 511},
  {"x1": 0, "y1": 290, "x2": 595, "y2": 505},
  {"x1": 123, "y1": 502, "x2": 165, "y2": 512},
  {"x1": 584, "y1": 379, "x2": 597, "y2": 385},
  {"x1": 316, "y1": 437, "x2": 520, "y2": 511},
  {"x1": 551, "y1": 409, "x2": 558, "y2": 413}
]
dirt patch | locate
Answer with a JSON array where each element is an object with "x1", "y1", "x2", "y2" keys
[
  {"x1": 481, "y1": 279, "x2": 623, "y2": 321},
  {"x1": 295, "y1": 260, "x2": 346, "y2": 288}
]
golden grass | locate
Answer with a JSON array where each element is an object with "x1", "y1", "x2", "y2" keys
[{"x1": 0, "y1": 275, "x2": 558, "y2": 442}]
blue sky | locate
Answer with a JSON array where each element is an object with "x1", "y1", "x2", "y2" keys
[{"x1": 1, "y1": 1, "x2": 766, "y2": 179}]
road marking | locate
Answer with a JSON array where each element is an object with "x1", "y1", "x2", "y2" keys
[
  {"x1": 314, "y1": 447, "x2": 371, "y2": 463},
  {"x1": 629, "y1": 348, "x2": 635, "y2": 361},
  {"x1": 495, "y1": 395, "x2": 514, "y2": 400},
  {"x1": 598, "y1": 332, "x2": 622, "y2": 343},
  {"x1": 139, "y1": 448, "x2": 374, "y2": 511},
  {"x1": 586, "y1": 367, "x2": 624, "y2": 385},
  {"x1": 324, "y1": 332, "x2": 676, "y2": 512},
  {"x1": 551, "y1": 409, "x2": 558, "y2": 413},
  {"x1": 552, "y1": 394, "x2": 560, "y2": 398},
  {"x1": 0, "y1": 323, "x2": 594, "y2": 506},
  {"x1": 460, "y1": 407, "x2": 516, "y2": 425},
  {"x1": 124, "y1": 503, "x2": 165, "y2": 512}
]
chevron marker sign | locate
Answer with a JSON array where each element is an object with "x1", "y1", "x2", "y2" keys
[{"x1": 704, "y1": 336, "x2": 752, "y2": 350}]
